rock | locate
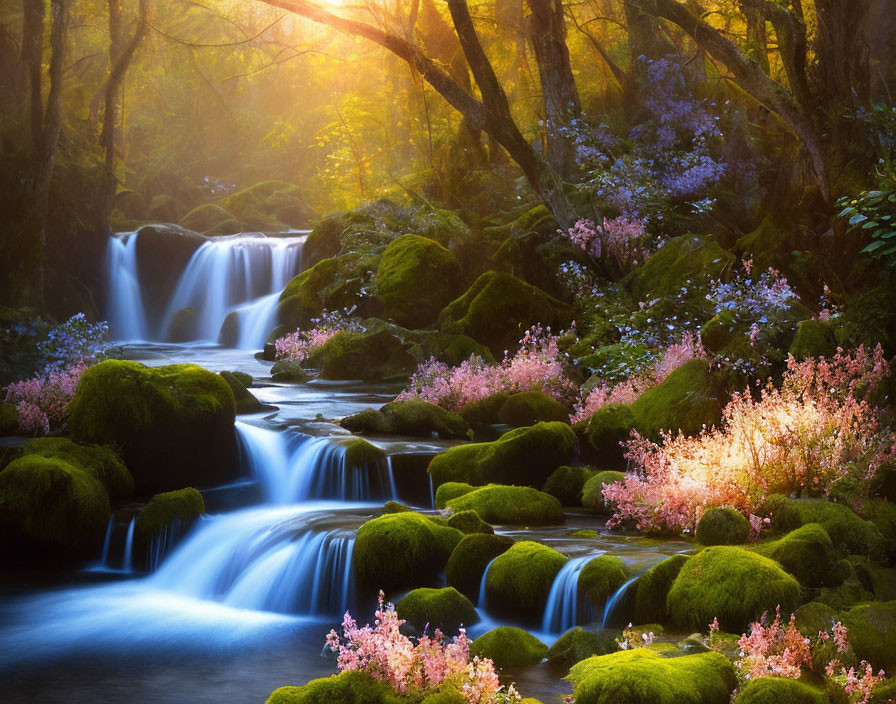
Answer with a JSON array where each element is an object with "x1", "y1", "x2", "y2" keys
[
  {"x1": 546, "y1": 627, "x2": 619, "y2": 668},
  {"x1": 789, "y1": 320, "x2": 837, "y2": 361},
  {"x1": 219, "y1": 371, "x2": 263, "y2": 414},
  {"x1": 22, "y1": 437, "x2": 133, "y2": 499},
  {"x1": 0, "y1": 454, "x2": 110, "y2": 557},
  {"x1": 580, "y1": 404, "x2": 637, "y2": 468},
  {"x1": 438, "y1": 270, "x2": 574, "y2": 356},
  {"x1": 435, "y1": 482, "x2": 476, "y2": 508},
  {"x1": 396, "y1": 586, "x2": 479, "y2": 634},
  {"x1": 695, "y1": 507, "x2": 749, "y2": 546},
  {"x1": 761, "y1": 494, "x2": 802, "y2": 534},
  {"x1": 543, "y1": 466, "x2": 596, "y2": 506},
  {"x1": 791, "y1": 499, "x2": 885, "y2": 559},
  {"x1": 445, "y1": 484, "x2": 564, "y2": 525},
  {"x1": 180, "y1": 203, "x2": 233, "y2": 234},
  {"x1": 428, "y1": 421, "x2": 577, "y2": 488},
  {"x1": 630, "y1": 359, "x2": 722, "y2": 439},
  {"x1": 135, "y1": 224, "x2": 207, "y2": 316},
  {"x1": 471, "y1": 627, "x2": 548, "y2": 669},
  {"x1": 213, "y1": 180, "x2": 310, "y2": 231},
  {"x1": 304, "y1": 330, "x2": 416, "y2": 381},
  {"x1": 377, "y1": 235, "x2": 463, "y2": 328},
  {"x1": 486, "y1": 541, "x2": 568, "y2": 618},
  {"x1": 756, "y1": 523, "x2": 845, "y2": 588},
  {"x1": 841, "y1": 601, "x2": 896, "y2": 671},
  {"x1": 458, "y1": 393, "x2": 511, "y2": 425},
  {"x1": 581, "y1": 471, "x2": 626, "y2": 512},
  {"x1": 303, "y1": 216, "x2": 345, "y2": 269},
  {"x1": 166, "y1": 306, "x2": 199, "y2": 342},
  {"x1": 567, "y1": 648, "x2": 736, "y2": 704},
  {"x1": 446, "y1": 510, "x2": 493, "y2": 535},
  {"x1": 270, "y1": 360, "x2": 310, "y2": 383},
  {"x1": 68, "y1": 360, "x2": 238, "y2": 494},
  {"x1": 341, "y1": 400, "x2": 469, "y2": 439},
  {"x1": 353, "y1": 512, "x2": 463, "y2": 593},
  {"x1": 383, "y1": 500, "x2": 411, "y2": 513},
  {"x1": 147, "y1": 194, "x2": 181, "y2": 222},
  {"x1": 793, "y1": 602, "x2": 839, "y2": 637},
  {"x1": 632, "y1": 554, "x2": 690, "y2": 625},
  {"x1": 134, "y1": 487, "x2": 205, "y2": 558},
  {"x1": 734, "y1": 677, "x2": 826, "y2": 704},
  {"x1": 858, "y1": 499, "x2": 896, "y2": 565},
  {"x1": 408, "y1": 332, "x2": 495, "y2": 367},
  {"x1": 445, "y1": 533, "x2": 515, "y2": 598},
  {"x1": 204, "y1": 218, "x2": 246, "y2": 236},
  {"x1": 497, "y1": 391, "x2": 571, "y2": 427},
  {"x1": 266, "y1": 671, "x2": 405, "y2": 704},
  {"x1": 341, "y1": 437, "x2": 387, "y2": 470},
  {"x1": 579, "y1": 555, "x2": 628, "y2": 611},
  {"x1": 667, "y1": 546, "x2": 802, "y2": 632}
]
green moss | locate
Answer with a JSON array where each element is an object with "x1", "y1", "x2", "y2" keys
[
  {"x1": 408, "y1": 333, "x2": 495, "y2": 367},
  {"x1": 486, "y1": 541, "x2": 568, "y2": 617},
  {"x1": 23, "y1": 437, "x2": 133, "y2": 499},
  {"x1": 471, "y1": 627, "x2": 548, "y2": 669},
  {"x1": 734, "y1": 677, "x2": 826, "y2": 704},
  {"x1": 68, "y1": 360, "x2": 237, "y2": 494},
  {"x1": 792, "y1": 500, "x2": 885, "y2": 560},
  {"x1": 180, "y1": 203, "x2": 232, "y2": 233},
  {"x1": 420, "y1": 691, "x2": 467, "y2": 704},
  {"x1": 567, "y1": 648, "x2": 736, "y2": 704},
  {"x1": 756, "y1": 523, "x2": 843, "y2": 588},
  {"x1": 630, "y1": 360, "x2": 721, "y2": 439},
  {"x1": 546, "y1": 628, "x2": 619, "y2": 669},
  {"x1": 581, "y1": 404, "x2": 637, "y2": 468},
  {"x1": 303, "y1": 217, "x2": 345, "y2": 269},
  {"x1": 841, "y1": 601, "x2": 896, "y2": 671},
  {"x1": 384, "y1": 500, "x2": 411, "y2": 513},
  {"x1": 446, "y1": 484, "x2": 564, "y2": 525},
  {"x1": 396, "y1": 586, "x2": 479, "y2": 633},
  {"x1": 870, "y1": 681, "x2": 896, "y2": 704},
  {"x1": 762, "y1": 494, "x2": 802, "y2": 534},
  {"x1": 497, "y1": 391, "x2": 570, "y2": 427},
  {"x1": 446, "y1": 510, "x2": 493, "y2": 535},
  {"x1": 696, "y1": 507, "x2": 749, "y2": 546},
  {"x1": 667, "y1": 546, "x2": 802, "y2": 632},
  {"x1": 377, "y1": 235, "x2": 463, "y2": 328},
  {"x1": 633, "y1": 554, "x2": 690, "y2": 625},
  {"x1": 623, "y1": 234, "x2": 736, "y2": 301},
  {"x1": 134, "y1": 487, "x2": 205, "y2": 555},
  {"x1": 269, "y1": 360, "x2": 311, "y2": 383},
  {"x1": 0, "y1": 454, "x2": 110, "y2": 555},
  {"x1": 220, "y1": 371, "x2": 263, "y2": 414},
  {"x1": 435, "y1": 482, "x2": 476, "y2": 509},
  {"x1": 428, "y1": 422, "x2": 577, "y2": 488},
  {"x1": 579, "y1": 555, "x2": 628, "y2": 610},
  {"x1": 147, "y1": 194, "x2": 180, "y2": 222},
  {"x1": 700, "y1": 310, "x2": 738, "y2": 355},
  {"x1": 342, "y1": 400, "x2": 469, "y2": 439},
  {"x1": 544, "y1": 466, "x2": 596, "y2": 506},
  {"x1": 0, "y1": 402, "x2": 18, "y2": 435},
  {"x1": 789, "y1": 320, "x2": 838, "y2": 361},
  {"x1": 445, "y1": 533, "x2": 515, "y2": 598},
  {"x1": 266, "y1": 670, "x2": 406, "y2": 704},
  {"x1": 581, "y1": 471, "x2": 626, "y2": 512},
  {"x1": 305, "y1": 330, "x2": 416, "y2": 381},
  {"x1": 814, "y1": 579, "x2": 874, "y2": 611},
  {"x1": 458, "y1": 393, "x2": 511, "y2": 425},
  {"x1": 793, "y1": 602, "x2": 839, "y2": 637},
  {"x1": 438, "y1": 270, "x2": 574, "y2": 356},
  {"x1": 354, "y1": 512, "x2": 464, "y2": 593},
  {"x1": 857, "y1": 500, "x2": 896, "y2": 564},
  {"x1": 570, "y1": 529, "x2": 599, "y2": 539},
  {"x1": 213, "y1": 180, "x2": 306, "y2": 231}
]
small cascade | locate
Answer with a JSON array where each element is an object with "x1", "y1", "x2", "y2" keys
[
  {"x1": 122, "y1": 517, "x2": 136, "y2": 573},
  {"x1": 601, "y1": 576, "x2": 639, "y2": 628},
  {"x1": 145, "y1": 518, "x2": 191, "y2": 572},
  {"x1": 234, "y1": 292, "x2": 281, "y2": 349},
  {"x1": 99, "y1": 518, "x2": 114, "y2": 566},
  {"x1": 541, "y1": 554, "x2": 598, "y2": 634},
  {"x1": 105, "y1": 232, "x2": 148, "y2": 340},
  {"x1": 428, "y1": 475, "x2": 436, "y2": 509},
  {"x1": 93, "y1": 513, "x2": 139, "y2": 573},
  {"x1": 478, "y1": 557, "x2": 499, "y2": 609}
]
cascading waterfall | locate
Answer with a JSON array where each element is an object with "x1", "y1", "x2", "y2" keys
[
  {"x1": 541, "y1": 554, "x2": 598, "y2": 634},
  {"x1": 477, "y1": 557, "x2": 499, "y2": 609},
  {"x1": 105, "y1": 232, "x2": 148, "y2": 340},
  {"x1": 145, "y1": 518, "x2": 190, "y2": 572},
  {"x1": 122, "y1": 517, "x2": 136, "y2": 573},
  {"x1": 601, "y1": 576, "x2": 639, "y2": 628}
]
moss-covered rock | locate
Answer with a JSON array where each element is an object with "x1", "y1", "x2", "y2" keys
[
  {"x1": 396, "y1": 586, "x2": 479, "y2": 633},
  {"x1": 792, "y1": 500, "x2": 885, "y2": 560},
  {"x1": 420, "y1": 692, "x2": 467, "y2": 704},
  {"x1": 438, "y1": 271, "x2": 574, "y2": 356},
  {"x1": 756, "y1": 523, "x2": 844, "y2": 588},
  {"x1": 266, "y1": 670, "x2": 406, "y2": 704},
  {"x1": 303, "y1": 216, "x2": 345, "y2": 269},
  {"x1": 147, "y1": 194, "x2": 181, "y2": 222},
  {"x1": 567, "y1": 648, "x2": 736, "y2": 704},
  {"x1": 22, "y1": 437, "x2": 132, "y2": 499},
  {"x1": 166, "y1": 305, "x2": 199, "y2": 342},
  {"x1": 407, "y1": 332, "x2": 495, "y2": 368},
  {"x1": 341, "y1": 400, "x2": 469, "y2": 439},
  {"x1": 762, "y1": 494, "x2": 803, "y2": 534},
  {"x1": 68, "y1": 360, "x2": 238, "y2": 494},
  {"x1": 700, "y1": 310, "x2": 739, "y2": 355},
  {"x1": 134, "y1": 224, "x2": 207, "y2": 314},
  {"x1": 428, "y1": 422, "x2": 577, "y2": 488},
  {"x1": 630, "y1": 359, "x2": 721, "y2": 439},
  {"x1": 632, "y1": 554, "x2": 690, "y2": 625},
  {"x1": 667, "y1": 546, "x2": 802, "y2": 632},
  {"x1": 0, "y1": 402, "x2": 18, "y2": 435},
  {"x1": 304, "y1": 330, "x2": 416, "y2": 381},
  {"x1": 471, "y1": 627, "x2": 548, "y2": 669},
  {"x1": 543, "y1": 466, "x2": 595, "y2": 506},
  {"x1": 579, "y1": 555, "x2": 628, "y2": 610},
  {"x1": 581, "y1": 471, "x2": 626, "y2": 513},
  {"x1": 180, "y1": 203, "x2": 234, "y2": 234},
  {"x1": 220, "y1": 370, "x2": 263, "y2": 414},
  {"x1": 546, "y1": 627, "x2": 619, "y2": 668},
  {"x1": 580, "y1": 404, "x2": 637, "y2": 468},
  {"x1": 0, "y1": 454, "x2": 110, "y2": 556},
  {"x1": 458, "y1": 393, "x2": 511, "y2": 425},
  {"x1": 134, "y1": 487, "x2": 205, "y2": 557},
  {"x1": 446, "y1": 484, "x2": 564, "y2": 525},
  {"x1": 446, "y1": 510, "x2": 493, "y2": 535},
  {"x1": 497, "y1": 391, "x2": 571, "y2": 427},
  {"x1": 384, "y1": 500, "x2": 411, "y2": 513},
  {"x1": 269, "y1": 359, "x2": 311, "y2": 383},
  {"x1": 213, "y1": 180, "x2": 312, "y2": 231},
  {"x1": 485, "y1": 541, "x2": 568, "y2": 617},
  {"x1": 789, "y1": 320, "x2": 838, "y2": 361},
  {"x1": 445, "y1": 533, "x2": 514, "y2": 598},
  {"x1": 734, "y1": 677, "x2": 826, "y2": 704},
  {"x1": 696, "y1": 507, "x2": 749, "y2": 546},
  {"x1": 841, "y1": 601, "x2": 896, "y2": 671},
  {"x1": 340, "y1": 438, "x2": 387, "y2": 473},
  {"x1": 857, "y1": 500, "x2": 896, "y2": 565},
  {"x1": 354, "y1": 512, "x2": 464, "y2": 593},
  {"x1": 377, "y1": 235, "x2": 463, "y2": 328},
  {"x1": 793, "y1": 601, "x2": 839, "y2": 637},
  {"x1": 435, "y1": 482, "x2": 476, "y2": 509}
]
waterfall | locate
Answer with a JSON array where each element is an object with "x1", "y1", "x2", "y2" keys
[
  {"x1": 541, "y1": 554, "x2": 598, "y2": 634},
  {"x1": 122, "y1": 517, "x2": 136, "y2": 573},
  {"x1": 478, "y1": 557, "x2": 499, "y2": 609},
  {"x1": 99, "y1": 518, "x2": 113, "y2": 566},
  {"x1": 105, "y1": 232, "x2": 148, "y2": 340},
  {"x1": 145, "y1": 518, "x2": 190, "y2": 572},
  {"x1": 601, "y1": 576, "x2": 639, "y2": 628}
]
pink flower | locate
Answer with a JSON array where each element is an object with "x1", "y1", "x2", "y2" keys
[{"x1": 4, "y1": 359, "x2": 87, "y2": 435}]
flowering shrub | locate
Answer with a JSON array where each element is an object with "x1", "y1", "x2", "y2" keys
[
  {"x1": 564, "y1": 217, "x2": 654, "y2": 275},
  {"x1": 274, "y1": 308, "x2": 365, "y2": 363},
  {"x1": 4, "y1": 360, "x2": 87, "y2": 435},
  {"x1": 602, "y1": 347, "x2": 894, "y2": 534},
  {"x1": 326, "y1": 591, "x2": 520, "y2": 704},
  {"x1": 616, "y1": 623, "x2": 656, "y2": 650},
  {"x1": 37, "y1": 313, "x2": 109, "y2": 369},
  {"x1": 397, "y1": 325, "x2": 577, "y2": 410}
]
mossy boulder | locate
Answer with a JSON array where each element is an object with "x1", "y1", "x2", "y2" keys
[
  {"x1": 789, "y1": 320, "x2": 837, "y2": 361},
  {"x1": 134, "y1": 487, "x2": 205, "y2": 558},
  {"x1": 166, "y1": 306, "x2": 199, "y2": 342},
  {"x1": 792, "y1": 500, "x2": 885, "y2": 559},
  {"x1": 446, "y1": 484, "x2": 564, "y2": 525},
  {"x1": 841, "y1": 601, "x2": 896, "y2": 671},
  {"x1": 445, "y1": 533, "x2": 514, "y2": 598},
  {"x1": 581, "y1": 471, "x2": 626, "y2": 513},
  {"x1": 632, "y1": 554, "x2": 690, "y2": 625},
  {"x1": 180, "y1": 203, "x2": 233, "y2": 234},
  {"x1": 435, "y1": 481, "x2": 476, "y2": 508},
  {"x1": 858, "y1": 500, "x2": 896, "y2": 564},
  {"x1": 354, "y1": 512, "x2": 464, "y2": 593},
  {"x1": 220, "y1": 371, "x2": 264, "y2": 414},
  {"x1": 544, "y1": 466, "x2": 596, "y2": 506},
  {"x1": 396, "y1": 586, "x2": 479, "y2": 633},
  {"x1": 341, "y1": 437, "x2": 387, "y2": 471},
  {"x1": 546, "y1": 627, "x2": 619, "y2": 669},
  {"x1": 303, "y1": 216, "x2": 345, "y2": 269},
  {"x1": 757, "y1": 523, "x2": 844, "y2": 588},
  {"x1": 579, "y1": 555, "x2": 628, "y2": 610},
  {"x1": 22, "y1": 437, "x2": 133, "y2": 499},
  {"x1": 377, "y1": 235, "x2": 463, "y2": 328},
  {"x1": 793, "y1": 601, "x2": 839, "y2": 637},
  {"x1": 446, "y1": 510, "x2": 493, "y2": 535},
  {"x1": 734, "y1": 677, "x2": 826, "y2": 704},
  {"x1": 341, "y1": 400, "x2": 469, "y2": 439},
  {"x1": 567, "y1": 649, "x2": 737, "y2": 704},
  {"x1": 266, "y1": 670, "x2": 406, "y2": 704},
  {"x1": 428, "y1": 422, "x2": 577, "y2": 488},
  {"x1": 304, "y1": 330, "x2": 416, "y2": 381},
  {"x1": 0, "y1": 403, "x2": 18, "y2": 435},
  {"x1": 667, "y1": 546, "x2": 802, "y2": 632},
  {"x1": 213, "y1": 180, "x2": 311, "y2": 230},
  {"x1": 695, "y1": 507, "x2": 749, "y2": 546},
  {"x1": 0, "y1": 454, "x2": 110, "y2": 556},
  {"x1": 407, "y1": 332, "x2": 495, "y2": 367},
  {"x1": 580, "y1": 404, "x2": 637, "y2": 468},
  {"x1": 623, "y1": 234, "x2": 736, "y2": 301},
  {"x1": 471, "y1": 627, "x2": 548, "y2": 669},
  {"x1": 497, "y1": 391, "x2": 571, "y2": 427},
  {"x1": 270, "y1": 360, "x2": 311, "y2": 383},
  {"x1": 630, "y1": 360, "x2": 722, "y2": 439},
  {"x1": 134, "y1": 224, "x2": 207, "y2": 314},
  {"x1": 485, "y1": 541, "x2": 568, "y2": 617},
  {"x1": 67, "y1": 360, "x2": 238, "y2": 494},
  {"x1": 700, "y1": 310, "x2": 739, "y2": 355},
  {"x1": 438, "y1": 271, "x2": 574, "y2": 356},
  {"x1": 458, "y1": 393, "x2": 511, "y2": 425}
]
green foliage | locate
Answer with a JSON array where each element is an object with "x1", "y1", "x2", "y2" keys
[
  {"x1": 471, "y1": 627, "x2": 547, "y2": 669},
  {"x1": 395, "y1": 587, "x2": 479, "y2": 633},
  {"x1": 837, "y1": 186, "x2": 896, "y2": 263},
  {"x1": 445, "y1": 484, "x2": 565, "y2": 525},
  {"x1": 695, "y1": 507, "x2": 749, "y2": 546}
]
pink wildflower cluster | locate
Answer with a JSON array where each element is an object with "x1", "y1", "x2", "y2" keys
[
  {"x1": 274, "y1": 309, "x2": 364, "y2": 363},
  {"x1": 326, "y1": 592, "x2": 519, "y2": 704},
  {"x1": 827, "y1": 660, "x2": 887, "y2": 704},
  {"x1": 602, "y1": 346, "x2": 894, "y2": 534},
  {"x1": 3, "y1": 360, "x2": 87, "y2": 435},
  {"x1": 397, "y1": 325, "x2": 576, "y2": 410},
  {"x1": 571, "y1": 333, "x2": 704, "y2": 424},
  {"x1": 565, "y1": 216, "x2": 651, "y2": 274}
]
